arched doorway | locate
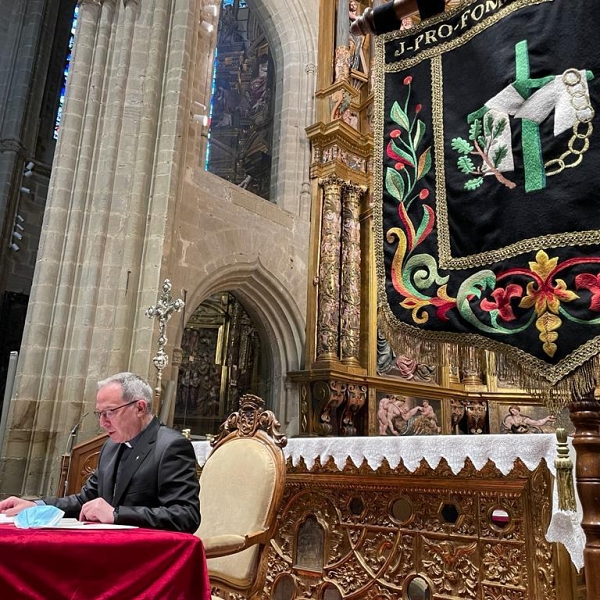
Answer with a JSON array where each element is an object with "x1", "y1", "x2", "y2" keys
[{"x1": 174, "y1": 291, "x2": 270, "y2": 436}]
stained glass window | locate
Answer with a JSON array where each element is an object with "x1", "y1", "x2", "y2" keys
[
  {"x1": 205, "y1": 0, "x2": 274, "y2": 201},
  {"x1": 54, "y1": 6, "x2": 79, "y2": 140}
]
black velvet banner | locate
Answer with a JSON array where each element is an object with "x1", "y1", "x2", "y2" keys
[{"x1": 375, "y1": 0, "x2": 600, "y2": 386}]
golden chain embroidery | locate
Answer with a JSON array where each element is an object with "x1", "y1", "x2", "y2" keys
[{"x1": 545, "y1": 68, "x2": 596, "y2": 176}]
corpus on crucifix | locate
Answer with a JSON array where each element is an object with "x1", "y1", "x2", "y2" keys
[{"x1": 145, "y1": 279, "x2": 185, "y2": 416}]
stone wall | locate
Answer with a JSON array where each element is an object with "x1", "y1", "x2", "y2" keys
[{"x1": 0, "y1": 0, "x2": 318, "y2": 498}]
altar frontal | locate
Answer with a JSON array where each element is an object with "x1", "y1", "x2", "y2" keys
[{"x1": 374, "y1": 0, "x2": 600, "y2": 406}]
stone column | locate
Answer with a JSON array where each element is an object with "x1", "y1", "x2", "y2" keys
[
  {"x1": 106, "y1": 0, "x2": 171, "y2": 376},
  {"x1": 316, "y1": 177, "x2": 343, "y2": 362},
  {"x1": 4, "y1": 0, "x2": 108, "y2": 496},
  {"x1": 68, "y1": 0, "x2": 138, "y2": 383},
  {"x1": 0, "y1": 0, "x2": 48, "y2": 295},
  {"x1": 48, "y1": 0, "x2": 136, "y2": 457},
  {"x1": 339, "y1": 183, "x2": 364, "y2": 366}
]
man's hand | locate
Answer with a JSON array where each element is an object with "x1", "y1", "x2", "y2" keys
[
  {"x1": 79, "y1": 497, "x2": 115, "y2": 523},
  {"x1": 0, "y1": 496, "x2": 36, "y2": 516}
]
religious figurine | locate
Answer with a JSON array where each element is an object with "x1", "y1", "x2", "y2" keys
[{"x1": 465, "y1": 401, "x2": 488, "y2": 435}]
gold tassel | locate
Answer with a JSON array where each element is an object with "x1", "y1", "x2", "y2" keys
[{"x1": 555, "y1": 427, "x2": 577, "y2": 512}]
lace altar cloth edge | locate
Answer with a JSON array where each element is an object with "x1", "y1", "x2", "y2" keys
[{"x1": 193, "y1": 433, "x2": 557, "y2": 475}]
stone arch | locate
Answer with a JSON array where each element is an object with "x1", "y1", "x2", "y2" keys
[{"x1": 183, "y1": 257, "x2": 305, "y2": 433}]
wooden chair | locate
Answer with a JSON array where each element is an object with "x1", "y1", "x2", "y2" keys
[
  {"x1": 57, "y1": 433, "x2": 107, "y2": 496},
  {"x1": 196, "y1": 393, "x2": 287, "y2": 600}
]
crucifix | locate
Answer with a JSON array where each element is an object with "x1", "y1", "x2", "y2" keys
[{"x1": 145, "y1": 279, "x2": 185, "y2": 416}]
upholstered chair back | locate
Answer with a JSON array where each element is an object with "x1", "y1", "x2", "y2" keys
[{"x1": 196, "y1": 394, "x2": 286, "y2": 599}]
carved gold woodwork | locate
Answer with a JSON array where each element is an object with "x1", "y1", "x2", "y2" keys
[
  {"x1": 58, "y1": 432, "x2": 582, "y2": 599},
  {"x1": 259, "y1": 458, "x2": 578, "y2": 600},
  {"x1": 340, "y1": 184, "x2": 366, "y2": 367},
  {"x1": 309, "y1": 378, "x2": 369, "y2": 437},
  {"x1": 341, "y1": 383, "x2": 367, "y2": 435},
  {"x1": 316, "y1": 177, "x2": 345, "y2": 361},
  {"x1": 307, "y1": 118, "x2": 372, "y2": 184},
  {"x1": 313, "y1": 379, "x2": 348, "y2": 436}
]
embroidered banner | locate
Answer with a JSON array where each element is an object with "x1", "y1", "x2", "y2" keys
[{"x1": 374, "y1": 0, "x2": 600, "y2": 397}]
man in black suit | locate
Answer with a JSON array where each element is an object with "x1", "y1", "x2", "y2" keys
[{"x1": 0, "y1": 373, "x2": 200, "y2": 534}]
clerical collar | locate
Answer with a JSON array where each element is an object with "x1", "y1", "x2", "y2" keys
[
  {"x1": 123, "y1": 430, "x2": 143, "y2": 449},
  {"x1": 123, "y1": 417, "x2": 153, "y2": 449}
]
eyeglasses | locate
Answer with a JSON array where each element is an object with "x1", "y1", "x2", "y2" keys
[{"x1": 94, "y1": 400, "x2": 137, "y2": 420}]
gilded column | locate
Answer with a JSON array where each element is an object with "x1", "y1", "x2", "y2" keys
[
  {"x1": 226, "y1": 299, "x2": 243, "y2": 414},
  {"x1": 340, "y1": 183, "x2": 364, "y2": 366},
  {"x1": 461, "y1": 345, "x2": 483, "y2": 386},
  {"x1": 316, "y1": 177, "x2": 344, "y2": 361}
]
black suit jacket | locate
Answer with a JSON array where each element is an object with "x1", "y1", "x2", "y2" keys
[{"x1": 44, "y1": 418, "x2": 200, "y2": 533}]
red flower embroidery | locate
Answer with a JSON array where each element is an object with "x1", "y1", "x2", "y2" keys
[
  {"x1": 419, "y1": 189, "x2": 429, "y2": 200},
  {"x1": 576, "y1": 273, "x2": 600, "y2": 311},
  {"x1": 403, "y1": 76, "x2": 413, "y2": 85},
  {"x1": 481, "y1": 285, "x2": 523, "y2": 321}
]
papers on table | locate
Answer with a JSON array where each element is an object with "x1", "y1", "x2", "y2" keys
[
  {"x1": 0, "y1": 514, "x2": 136, "y2": 529},
  {"x1": 46, "y1": 518, "x2": 138, "y2": 530}
]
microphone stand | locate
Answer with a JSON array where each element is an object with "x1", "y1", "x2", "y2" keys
[{"x1": 62, "y1": 412, "x2": 89, "y2": 497}]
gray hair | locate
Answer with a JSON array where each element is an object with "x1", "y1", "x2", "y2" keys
[{"x1": 98, "y1": 372, "x2": 153, "y2": 413}]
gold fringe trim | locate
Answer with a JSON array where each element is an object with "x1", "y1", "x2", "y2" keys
[{"x1": 378, "y1": 305, "x2": 598, "y2": 414}]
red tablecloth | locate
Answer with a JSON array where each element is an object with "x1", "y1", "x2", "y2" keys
[{"x1": 0, "y1": 524, "x2": 211, "y2": 600}]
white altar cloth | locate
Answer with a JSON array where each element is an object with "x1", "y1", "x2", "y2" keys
[
  {"x1": 194, "y1": 433, "x2": 559, "y2": 474},
  {"x1": 192, "y1": 433, "x2": 585, "y2": 570}
]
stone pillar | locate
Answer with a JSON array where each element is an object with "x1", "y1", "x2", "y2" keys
[
  {"x1": 68, "y1": 0, "x2": 138, "y2": 383},
  {"x1": 0, "y1": 0, "x2": 47, "y2": 289},
  {"x1": 316, "y1": 177, "x2": 343, "y2": 362},
  {"x1": 0, "y1": 0, "x2": 193, "y2": 497},
  {"x1": 340, "y1": 183, "x2": 364, "y2": 366},
  {"x1": 103, "y1": 0, "x2": 174, "y2": 382},
  {"x1": 4, "y1": 0, "x2": 109, "y2": 496}
]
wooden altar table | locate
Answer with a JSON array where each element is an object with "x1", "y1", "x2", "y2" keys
[{"x1": 194, "y1": 434, "x2": 585, "y2": 600}]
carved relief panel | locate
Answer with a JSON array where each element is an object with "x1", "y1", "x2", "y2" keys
[{"x1": 260, "y1": 460, "x2": 568, "y2": 600}]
